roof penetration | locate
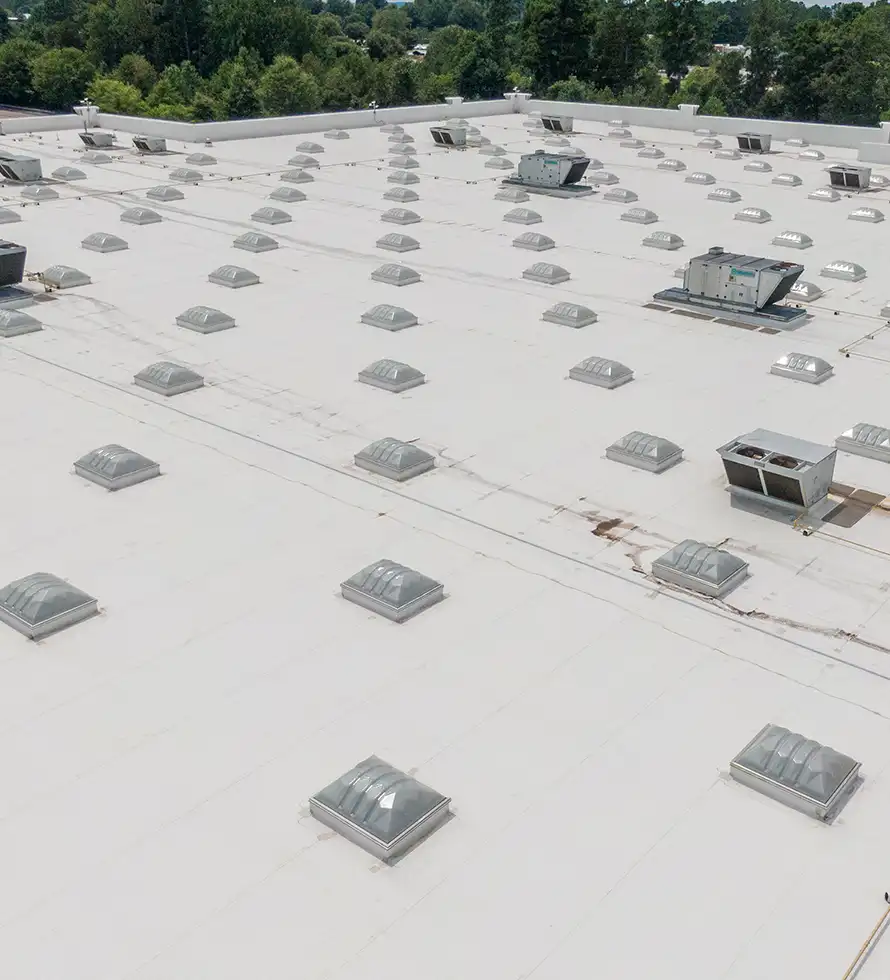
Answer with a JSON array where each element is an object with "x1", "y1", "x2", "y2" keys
[
  {"x1": 42, "y1": 265, "x2": 90, "y2": 289},
  {"x1": 730, "y1": 724, "x2": 860, "y2": 821},
  {"x1": 809, "y1": 188, "x2": 840, "y2": 202},
  {"x1": 513, "y1": 231, "x2": 555, "y2": 251},
  {"x1": 604, "y1": 187, "x2": 638, "y2": 203},
  {"x1": 309, "y1": 756, "x2": 450, "y2": 861},
  {"x1": 0, "y1": 309, "x2": 40, "y2": 337},
  {"x1": 280, "y1": 169, "x2": 313, "y2": 184},
  {"x1": 522, "y1": 262, "x2": 569, "y2": 284},
  {"x1": 21, "y1": 186, "x2": 58, "y2": 201},
  {"x1": 708, "y1": 187, "x2": 742, "y2": 203},
  {"x1": 361, "y1": 304, "x2": 417, "y2": 331},
  {"x1": 773, "y1": 173, "x2": 803, "y2": 187},
  {"x1": 176, "y1": 305, "x2": 235, "y2": 334},
  {"x1": 169, "y1": 168, "x2": 203, "y2": 182},
  {"x1": 121, "y1": 207, "x2": 161, "y2": 225},
  {"x1": 643, "y1": 231, "x2": 684, "y2": 250},
  {"x1": 495, "y1": 186, "x2": 529, "y2": 202},
  {"x1": 251, "y1": 206, "x2": 291, "y2": 225},
  {"x1": 384, "y1": 187, "x2": 420, "y2": 203},
  {"x1": 652, "y1": 540, "x2": 748, "y2": 598},
  {"x1": 836, "y1": 422, "x2": 890, "y2": 463},
  {"x1": 269, "y1": 186, "x2": 306, "y2": 203},
  {"x1": 715, "y1": 148, "x2": 742, "y2": 160},
  {"x1": 233, "y1": 232, "x2": 278, "y2": 253},
  {"x1": 0, "y1": 208, "x2": 21, "y2": 223},
  {"x1": 52, "y1": 166, "x2": 85, "y2": 180},
  {"x1": 849, "y1": 207, "x2": 884, "y2": 223},
  {"x1": 638, "y1": 146, "x2": 664, "y2": 158},
  {"x1": 81, "y1": 232, "x2": 128, "y2": 253},
  {"x1": 569, "y1": 356, "x2": 633, "y2": 389},
  {"x1": 820, "y1": 260, "x2": 866, "y2": 282},
  {"x1": 772, "y1": 230, "x2": 812, "y2": 249},
  {"x1": 296, "y1": 142, "x2": 323, "y2": 153},
  {"x1": 134, "y1": 361, "x2": 204, "y2": 396},
  {"x1": 381, "y1": 207, "x2": 421, "y2": 225},
  {"x1": 606, "y1": 431, "x2": 683, "y2": 473},
  {"x1": 354, "y1": 438, "x2": 435, "y2": 482},
  {"x1": 658, "y1": 158, "x2": 686, "y2": 171},
  {"x1": 371, "y1": 263, "x2": 420, "y2": 286},
  {"x1": 358, "y1": 359, "x2": 425, "y2": 393},
  {"x1": 208, "y1": 264, "x2": 259, "y2": 288},
  {"x1": 288, "y1": 154, "x2": 319, "y2": 168},
  {"x1": 542, "y1": 302, "x2": 597, "y2": 328},
  {"x1": 735, "y1": 207, "x2": 771, "y2": 223},
  {"x1": 621, "y1": 207, "x2": 658, "y2": 224},
  {"x1": 744, "y1": 160, "x2": 772, "y2": 172},
  {"x1": 74, "y1": 444, "x2": 160, "y2": 491},
  {"x1": 387, "y1": 170, "x2": 420, "y2": 185},
  {"x1": 146, "y1": 185, "x2": 184, "y2": 201},
  {"x1": 770, "y1": 352, "x2": 834, "y2": 384},
  {"x1": 685, "y1": 172, "x2": 715, "y2": 185},
  {"x1": 340, "y1": 559, "x2": 444, "y2": 623},
  {"x1": 185, "y1": 152, "x2": 216, "y2": 165},
  {"x1": 376, "y1": 232, "x2": 419, "y2": 253},
  {"x1": 788, "y1": 280, "x2": 824, "y2": 302},
  {"x1": 389, "y1": 156, "x2": 420, "y2": 169},
  {"x1": 0, "y1": 572, "x2": 98, "y2": 640},
  {"x1": 504, "y1": 207, "x2": 542, "y2": 225}
]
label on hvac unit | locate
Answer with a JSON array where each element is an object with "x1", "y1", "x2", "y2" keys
[{"x1": 730, "y1": 268, "x2": 756, "y2": 277}]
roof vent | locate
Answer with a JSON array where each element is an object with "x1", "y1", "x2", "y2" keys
[
  {"x1": 0, "y1": 309, "x2": 40, "y2": 337},
  {"x1": 132, "y1": 135, "x2": 167, "y2": 153},
  {"x1": 361, "y1": 304, "x2": 417, "y2": 330},
  {"x1": 542, "y1": 302, "x2": 597, "y2": 328},
  {"x1": 384, "y1": 187, "x2": 419, "y2": 203},
  {"x1": 358, "y1": 359, "x2": 425, "y2": 393},
  {"x1": 643, "y1": 231, "x2": 684, "y2": 250},
  {"x1": 588, "y1": 171, "x2": 619, "y2": 185},
  {"x1": 280, "y1": 169, "x2": 313, "y2": 184},
  {"x1": 653, "y1": 540, "x2": 748, "y2": 597},
  {"x1": 685, "y1": 171, "x2": 715, "y2": 185},
  {"x1": 382, "y1": 207, "x2": 421, "y2": 225},
  {"x1": 388, "y1": 144, "x2": 417, "y2": 156},
  {"x1": 209, "y1": 264, "x2": 259, "y2": 288},
  {"x1": 387, "y1": 170, "x2": 420, "y2": 185},
  {"x1": 569, "y1": 356, "x2": 633, "y2": 389},
  {"x1": 52, "y1": 166, "x2": 85, "y2": 181},
  {"x1": 512, "y1": 231, "x2": 555, "y2": 251},
  {"x1": 81, "y1": 151, "x2": 111, "y2": 164},
  {"x1": 81, "y1": 232, "x2": 128, "y2": 253},
  {"x1": 737, "y1": 132, "x2": 771, "y2": 153},
  {"x1": 74, "y1": 444, "x2": 160, "y2": 491},
  {"x1": 146, "y1": 185, "x2": 183, "y2": 201},
  {"x1": 325, "y1": 129, "x2": 349, "y2": 139},
  {"x1": 799, "y1": 149, "x2": 825, "y2": 161},
  {"x1": 541, "y1": 115, "x2": 574, "y2": 133},
  {"x1": 233, "y1": 231, "x2": 278, "y2": 253},
  {"x1": 772, "y1": 230, "x2": 812, "y2": 249},
  {"x1": 708, "y1": 187, "x2": 742, "y2": 203},
  {"x1": 820, "y1": 260, "x2": 866, "y2": 282},
  {"x1": 355, "y1": 438, "x2": 435, "y2": 482},
  {"x1": 744, "y1": 160, "x2": 772, "y2": 173},
  {"x1": 809, "y1": 188, "x2": 839, "y2": 203},
  {"x1": 176, "y1": 305, "x2": 235, "y2": 333},
  {"x1": 735, "y1": 207, "x2": 771, "y2": 223},
  {"x1": 169, "y1": 167, "x2": 203, "y2": 182},
  {"x1": 834, "y1": 165, "x2": 875, "y2": 189},
  {"x1": 609, "y1": 128, "x2": 632, "y2": 138},
  {"x1": 730, "y1": 724, "x2": 859, "y2": 821},
  {"x1": 604, "y1": 187, "x2": 638, "y2": 203},
  {"x1": 0, "y1": 208, "x2": 21, "y2": 224},
  {"x1": 485, "y1": 157, "x2": 514, "y2": 170},
  {"x1": 770, "y1": 352, "x2": 833, "y2": 384},
  {"x1": 786, "y1": 138, "x2": 808, "y2": 148},
  {"x1": 252, "y1": 206, "x2": 291, "y2": 225},
  {"x1": 341, "y1": 560, "x2": 444, "y2": 623},
  {"x1": 21, "y1": 186, "x2": 58, "y2": 201},
  {"x1": 637, "y1": 146, "x2": 664, "y2": 159},
  {"x1": 620, "y1": 138, "x2": 644, "y2": 148},
  {"x1": 848, "y1": 206, "x2": 883, "y2": 223},
  {"x1": 788, "y1": 280, "x2": 823, "y2": 302},
  {"x1": 715, "y1": 148, "x2": 742, "y2": 160},
  {"x1": 388, "y1": 133, "x2": 414, "y2": 143},
  {"x1": 296, "y1": 141, "x2": 323, "y2": 153},
  {"x1": 134, "y1": 361, "x2": 204, "y2": 396},
  {"x1": 698, "y1": 137, "x2": 722, "y2": 149},
  {"x1": 269, "y1": 186, "x2": 306, "y2": 202},
  {"x1": 545, "y1": 135, "x2": 570, "y2": 147},
  {"x1": 309, "y1": 755, "x2": 450, "y2": 860},
  {"x1": 607, "y1": 431, "x2": 683, "y2": 473},
  {"x1": 0, "y1": 572, "x2": 98, "y2": 639},
  {"x1": 185, "y1": 152, "x2": 216, "y2": 166},
  {"x1": 79, "y1": 131, "x2": 114, "y2": 148},
  {"x1": 389, "y1": 156, "x2": 420, "y2": 169},
  {"x1": 120, "y1": 207, "x2": 161, "y2": 225},
  {"x1": 42, "y1": 265, "x2": 90, "y2": 289},
  {"x1": 772, "y1": 173, "x2": 802, "y2": 187},
  {"x1": 377, "y1": 232, "x2": 419, "y2": 253},
  {"x1": 658, "y1": 158, "x2": 686, "y2": 171},
  {"x1": 522, "y1": 262, "x2": 569, "y2": 284},
  {"x1": 371, "y1": 263, "x2": 420, "y2": 286},
  {"x1": 504, "y1": 207, "x2": 542, "y2": 225},
  {"x1": 288, "y1": 154, "x2": 319, "y2": 168},
  {"x1": 621, "y1": 207, "x2": 658, "y2": 224},
  {"x1": 495, "y1": 186, "x2": 529, "y2": 203},
  {"x1": 479, "y1": 144, "x2": 506, "y2": 156}
]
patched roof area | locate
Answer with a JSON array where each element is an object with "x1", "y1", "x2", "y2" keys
[{"x1": 4, "y1": 105, "x2": 890, "y2": 980}]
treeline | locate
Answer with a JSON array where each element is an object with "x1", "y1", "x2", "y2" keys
[{"x1": 0, "y1": 0, "x2": 887, "y2": 126}]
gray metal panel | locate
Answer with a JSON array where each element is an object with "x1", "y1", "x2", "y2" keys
[
  {"x1": 719, "y1": 429, "x2": 835, "y2": 467},
  {"x1": 0, "y1": 309, "x2": 40, "y2": 337},
  {"x1": 340, "y1": 559, "x2": 444, "y2": 622},
  {"x1": 606, "y1": 431, "x2": 683, "y2": 473},
  {"x1": 569, "y1": 356, "x2": 633, "y2": 389},
  {"x1": 74, "y1": 444, "x2": 160, "y2": 491},
  {"x1": 652, "y1": 540, "x2": 748, "y2": 598},
  {"x1": 354, "y1": 438, "x2": 435, "y2": 481},
  {"x1": 0, "y1": 572, "x2": 98, "y2": 640},
  {"x1": 358, "y1": 359, "x2": 425, "y2": 393},
  {"x1": 836, "y1": 423, "x2": 890, "y2": 463},
  {"x1": 134, "y1": 361, "x2": 204, "y2": 396}
]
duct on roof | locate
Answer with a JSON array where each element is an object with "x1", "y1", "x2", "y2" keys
[
  {"x1": 485, "y1": 157, "x2": 514, "y2": 170},
  {"x1": 21, "y1": 186, "x2": 58, "y2": 201},
  {"x1": 233, "y1": 231, "x2": 278, "y2": 253},
  {"x1": 495, "y1": 186, "x2": 529, "y2": 202},
  {"x1": 0, "y1": 572, "x2": 98, "y2": 640},
  {"x1": 341, "y1": 559, "x2": 444, "y2": 623},
  {"x1": 377, "y1": 232, "x2": 419, "y2": 253},
  {"x1": 270, "y1": 186, "x2": 306, "y2": 202},
  {"x1": 82, "y1": 151, "x2": 111, "y2": 164},
  {"x1": 504, "y1": 207, "x2": 542, "y2": 225},
  {"x1": 74, "y1": 444, "x2": 160, "y2": 491},
  {"x1": 652, "y1": 539, "x2": 748, "y2": 597},
  {"x1": 371, "y1": 263, "x2": 420, "y2": 286},
  {"x1": 708, "y1": 187, "x2": 742, "y2": 203},
  {"x1": 799, "y1": 149, "x2": 825, "y2": 161},
  {"x1": 621, "y1": 207, "x2": 658, "y2": 224},
  {"x1": 522, "y1": 262, "x2": 570, "y2": 284},
  {"x1": 569, "y1": 356, "x2": 633, "y2": 389},
  {"x1": 772, "y1": 173, "x2": 802, "y2": 187},
  {"x1": 609, "y1": 128, "x2": 632, "y2": 138},
  {"x1": 735, "y1": 207, "x2": 771, "y2": 223},
  {"x1": 788, "y1": 280, "x2": 823, "y2": 302},
  {"x1": 658, "y1": 158, "x2": 686, "y2": 171},
  {"x1": 542, "y1": 302, "x2": 596, "y2": 328},
  {"x1": 382, "y1": 207, "x2": 421, "y2": 225},
  {"x1": 848, "y1": 206, "x2": 883, "y2": 223},
  {"x1": 355, "y1": 438, "x2": 435, "y2": 482},
  {"x1": 325, "y1": 129, "x2": 349, "y2": 139},
  {"x1": 770, "y1": 352, "x2": 833, "y2": 384},
  {"x1": 0, "y1": 208, "x2": 21, "y2": 223},
  {"x1": 384, "y1": 187, "x2": 420, "y2": 203},
  {"x1": 643, "y1": 231, "x2": 684, "y2": 250},
  {"x1": 0, "y1": 309, "x2": 40, "y2": 337},
  {"x1": 52, "y1": 166, "x2": 85, "y2": 181},
  {"x1": 288, "y1": 154, "x2": 319, "y2": 168},
  {"x1": 607, "y1": 431, "x2": 683, "y2": 473},
  {"x1": 309, "y1": 755, "x2": 450, "y2": 861},
  {"x1": 134, "y1": 361, "x2": 204, "y2": 396},
  {"x1": 252, "y1": 206, "x2": 291, "y2": 225},
  {"x1": 280, "y1": 169, "x2": 313, "y2": 184},
  {"x1": 186, "y1": 152, "x2": 216, "y2": 165},
  {"x1": 358, "y1": 359, "x2": 425, "y2": 393},
  {"x1": 698, "y1": 137, "x2": 722, "y2": 149},
  {"x1": 169, "y1": 167, "x2": 203, "y2": 182},
  {"x1": 772, "y1": 230, "x2": 812, "y2": 249},
  {"x1": 513, "y1": 231, "x2": 555, "y2": 251},
  {"x1": 638, "y1": 146, "x2": 664, "y2": 159},
  {"x1": 836, "y1": 423, "x2": 890, "y2": 463},
  {"x1": 809, "y1": 188, "x2": 839, "y2": 203},
  {"x1": 589, "y1": 171, "x2": 619, "y2": 185},
  {"x1": 146, "y1": 185, "x2": 184, "y2": 201},
  {"x1": 121, "y1": 207, "x2": 161, "y2": 225},
  {"x1": 361, "y1": 304, "x2": 418, "y2": 330},
  {"x1": 715, "y1": 148, "x2": 742, "y2": 160},
  {"x1": 389, "y1": 156, "x2": 420, "y2": 169},
  {"x1": 730, "y1": 724, "x2": 859, "y2": 820},
  {"x1": 296, "y1": 142, "x2": 323, "y2": 153},
  {"x1": 744, "y1": 160, "x2": 772, "y2": 172},
  {"x1": 387, "y1": 170, "x2": 420, "y2": 184},
  {"x1": 820, "y1": 260, "x2": 866, "y2": 282},
  {"x1": 176, "y1": 305, "x2": 235, "y2": 333},
  {"x1": 42, "y1": 265, "x2": 90, "y2": 289},
  {"x1": 209, "y1": 264, "x2": 259, "y2": 288},
  {"x1": 81, "y1": 232, "x2": 128, "y2": 253},
  {"x1": 604, "y1": 187, "x2": 638, "y2": 203},
  {"x1": 685, "y1": 172, "x2": 715, "y2": 185},
  {"x1": 621, "y1": 138, "x2": 644, "y2": 148},
  {"x1": 479, "y1": 144, "x2": 507, "y2": 156}
]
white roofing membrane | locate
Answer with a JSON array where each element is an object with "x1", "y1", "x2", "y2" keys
[{"x1": 3, "y1": 111, "x2": 890, "y2": 980}]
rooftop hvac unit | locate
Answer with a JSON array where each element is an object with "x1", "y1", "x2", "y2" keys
[
  {"x1": 430, "y1": 125, "x2": 466, "y2": 147},
  {"x1": 653, "y1": 245, "x2": 807, "y2": 329},
  {"x1": 133, "y1": 135, "x2": 167, "y2": 154},
  {"x1": 541, "y1": 115, "x2": 573, "y2": 133},
  {"x1": 502, "y1": 150, "x2": 593, "y2": 198},
  {"x1": 718, "y1": 430, "x2": 836, "y2": 513},
  {"x1": 79, "y1": 131, "x2": 113, "y2": 148},
  {"x1": 737, "y1": 132, "x2": 771, "y2": 153},
  {"x1": 828, "y1": 164, "x2": 871, "y2": 191},
  {"x1": 0, "y1": 240, "x2": 26, "y2": 286},
  {"x1": 0, "y1": 153, "x2": 42, "y2": 182}
]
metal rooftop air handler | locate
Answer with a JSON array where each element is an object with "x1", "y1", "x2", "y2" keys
[
  {"x1": 502, "y1": 150, "x2": 593, "y2": 198},
  {"x1": 828, "y1": 164, "x2": 871, "y2": 191},
  {"x1": 133, "y1": 135, "x2": 167, "y2": 153},
  {"x1": 430, "y1": 125, "x2": 466, "y2": 147},
  {"x1": 541, "y1": 115, "x2": 573, "y2": 133},
  {"x1": 653, "y1": 246, "x2": 808, "y2": 329},
  {"x1": 737, "y1": 132, "x2": 771, "y2": 153},
  {"x1": 0, "y1": 153, "x2": 42, "y2": 182},
  {"x1": 79, "y1": 131, "x2": 114, "y2": 148}
]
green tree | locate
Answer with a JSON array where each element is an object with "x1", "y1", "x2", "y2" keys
[
  {"x1": 0, "y1": 39, "x2": 43, "y2": 105},
  {"x1": 521, "y1": 0, "x2": 592, "y2": 91},
  {"x1": 191, "y1": 90, "x2": 221, "y2": 120},
  {"x1": 745, "y1": 0, "x2": 781, "y2": 108},
  {"x1": 153, "y1": 0, "x2": 207, "y2": 66},
  {"x1": 0, "y1": 10, "x2": 10, "y2": 44},
  {"x1": 148, "y1": 60, "x2": 201, "y2": 105},
  {"x1": 590, "y1": 0, "x2": 648, "y2": 94},
  {"x1": 424, "y1": 24, "x2": 476, "y2": 74},
  {"x1": 30, "y1": 47, "x2": 95, "y2": 109},
  {"x1": 371, "y1": 6, "x2": 411, "y2": 42},
  {"x1": 652, "y1": 0, "x2": 706, "y2": 89},
  {"x1": 223, "y1": 61, "x2": 260, "y2": 116},
  {"x1": 547, "y1": 74, "x2": 592, "y2": 101},
  {"x1": 450, "y1": 0, "x2": 485, "y2": 31},
  {"x1": 115, "y1": 53, "x2": 157, "y2": 95},
  {"x1": 414, "y1": 0, "x2": 453, "y2": 30},
  {"x1": 256, "y1": 54, "x2": 321, "y2": 114},
  {"x1": 366, "y1": 28, "x2": 403, "y2": 60},
  {"x1": 457, "y1": 33, "x2": 506, "y2": 96},
  {"x1": 86, "y1": 75, "x2": 143, "y2": 112}
]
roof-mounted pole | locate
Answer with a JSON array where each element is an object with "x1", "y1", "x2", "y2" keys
[{"x1": 840, "y1": 892, "x2": 890, "y2": 980}]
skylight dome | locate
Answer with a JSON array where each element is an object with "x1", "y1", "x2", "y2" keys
[
  {"x1": 185, "y1": 152, "x2": 216, "y2": 165},
  {"x1": 169, "y1": 167, "x2": 203, "y2": 181},
  {"x1": 42, "y1": 265, "x2": 90, "y2": 288},
  {"x1": 74, "y1": 444, "x2": 160, "y2": 491},
  {"x1": 715, "y1": 148, "x2": 742, "y2": 160},
  {"x1": 269, "y1": 187, "x2": 306, "y2": 202},
  {"x1": 604, "y1": 187, "x2": 638, "y2": 203},
  {"x1": 354, "y1": 438, "x2": 435, "y2": 482},
  {"x1": 381, "y1": 207, "x2": 421, "y2": 225},
  {"x1": 146, "y1": 185, "x2": 184, "y2": 201},
  {"x1": 176, "y1": 306, "x2": 236, "y2": 333},
  {"x1": 772, "y1": 230, "x2": 812, "y2": 249},
  {"x1": 0, "y1": 572, "x2": 98, "y2": 639},
  {"x1": 479, "y1": 144, "x2": 507, "y2": 156},
  {"x1": 870, "y1": 173, "x2": 890, "y2": 188},
  {"x1": 638, "y1": 146, "x2": 664, "y2": 159},
  {"x1": 134, "y1": 361, "x2": 204, "y2": 396},
  {"x1": 642, "y1": 231, "x2": 684, "y2": 250},
  {"x1": 388, "y1": 144, "x2": 417, "y2": 155},
  {"x1": 586, "y1": 158, "x2": 604, "y2": 169},
  {"x1": 384, "y1": 187, "x2": 419, "y2": 203},
  {"x1": 371, "y1": 263, "x2": 421, "y2": 286},
  {"x1": 621, "y1": 207, "x2": 658, "y2": 224},
  {"x1": 836, "y1": 423, "x2": 890, "y2": 463},
  {"x1": 280, "y1": 169, "x2": 313, "y2": 183},
  {"x1": 0, "y1": 309, "x2": 40, "y2": 337},
  {"x1": 610, "y1": 118, "x2": 629, "y2": 127},
  {"x1": 121, "y1": 207, "x2": 161, "y2": 225},
  {"x1": 820, "y1": 260, "x2": 866, "y2": 282},
  {"x1": 788, "y1": 280, "x2": 823, "y2": 302},
  {"x1": 658, "y1": 159, "x2": 686, "y2": 171},
  {"x1": 848, "y1": 207, "x2": 883, "y2": 223},
  {"x1": 208, "y1": 264, "x2": 259, "y2": 288},
  {"x1": 513, "y1": 231, "x2": 555, "y2": 251},
  {"x1": 809, "y1": 188, "x2": 840, "y2": 202},
  {"x1": 324, "y1": 129, "x2": 349, "y2": 139},
  {"x1": 341, "y1": 560, "x2": 444, "y2": 623},
  {"x1": 251, "y1": 206, "x2": 291, "y2": 225},
  {"x1": 485, "y1": 157, "x2": 513, "y2": 170},
  {"x1": 698, "y1": 137, "x2": 722, "y2": 149},
  {"x1": 786, "y1": 137, "x2": 808, "y2": 147},
  {"x1": 81, "y1": 232, "x2": 128, "y2": 253},
  {"x1": 361, "y1": 304, "x2": 418, "y2": 330},
  {"x1": 388, "y1": 133, "x2": 414, "y2": 143},
  {"x1": 734, "y1": 207, "x2": 771, "y2": 223},
  {"x1": 504, "y1": 207, "x2": 542, "y2": 225},
  {"x1": 606, "y1": 431, "x2": 683, "y2": 473},
  {"x1": 608, "y1": 128, "x2": 632, "y2": 138},
  {"x1": 545, "y1": 135, "x2": 569, "y2": 147},
  {"x1": 81, "y1": 151, "x2": 111, "y2": 164},
  {"x1": 0, "y1": 208, "x2": 21, "y2": 223},
  {"x1": 309, "y1": 755, "x2": 450, "y2": 860},
  {"x1": 522, "y1": 262, "x2": 570, "y2": 284},
  {"x1": 589, "y1": 171, "x2": 619, "y2": 185},
  {"x1": 380, "y1": 123, "x2": 403, "y2": 133},
  {"x1": 376, "y1": 232, "x2": 420, "y2": 253},
  {"x1": 52, "y1": 166, "x2": 85, "y2": 180},
  {"x1": 772, "y1": 173, "x2": 802, "y2": 187},
  {"x1": 744, "y1": 160, "x2": 772, "y2": 172},
  {"x1": 708, "y1": 187, "x2": 741, "y2": 203},
  {"x1": 542, "y1": 302, "x2": 597, "y2": 328},
  {"x1": 21, "y1": 186, "x2": 58, "y2": 201},
  {"x1": 770, "y1": 352, "x2": 833, "y2": 384},
  {"x1": 620, "y1": 138, "x2": 644, "y2": 148},
  {"x1": 652, "y1": 540, "x2": 748, "y2": 598},
  {"x1": 296, "y1": 142, "x2": 323, "y2": 153},
  {"x1": 387, "y1": 170, "x2": 420, "y2": 184},
  {"x1": 389, "y1": 156, "x2": 420, "y2": 169},
  {"x1": 685, "y1": 172, "x2": 715, "y2": 185},
  {"x1": 358, "y1": 359, "x2": 425, "y2": 393},
  {"x1": 799, "y1": 149, "x2": 825, "y2": 161},
  {"x1": 569, "y1": 356, "x2": 633, "y2": 389},
  {"x1": 233, "y1": 232, "x2": 278, "y2": 253},
  {"x1": 495, "y1": 186, "x2": 529, "y2": 202},
  {"x1": 288, "y1": 154, "x2": 319, "y2": 168}
]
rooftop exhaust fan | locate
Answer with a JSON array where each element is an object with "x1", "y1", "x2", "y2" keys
[
  {"x1": 0, "y1": 153, "x2": 42, "y2": 183},
  {"x1": 828, "y1": 164, "x2": 871, "y2": 191},
  {"x1": 430, "y1": 125, "x2": 466, "y2": 147},
  {"x1": 133, "y1": 135, "x2": 167, "y2": 154},
  {"x1": 79, "y1": 131, "x2": 113, "y2": 148},
  {"x1": 502, "y1": 150, "x2": 593, "y2": 198},
  {"x1": 736, "y1": 132, "x2": 771, "y2": 153},
  {"x1": 541, "y1": 115, "x2": 573, "y2": 133}
]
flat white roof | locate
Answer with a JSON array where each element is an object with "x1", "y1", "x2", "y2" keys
[{"x1": 3, "y1": 113, "x2": 890, "y2": 979}]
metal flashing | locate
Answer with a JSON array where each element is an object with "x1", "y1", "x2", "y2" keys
[
  {"x1": 74, "y1": 444, "x2": 160, "y2": 491},
  {"x1": 0, "y1": 572, "x2": 98, "y2": 640},
  {"x1": 652, "y1": 539, "x2": 748, "y2": 597},
  {"x1": 341, "y1": 559, "x2": 444, "y2": 622}
]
